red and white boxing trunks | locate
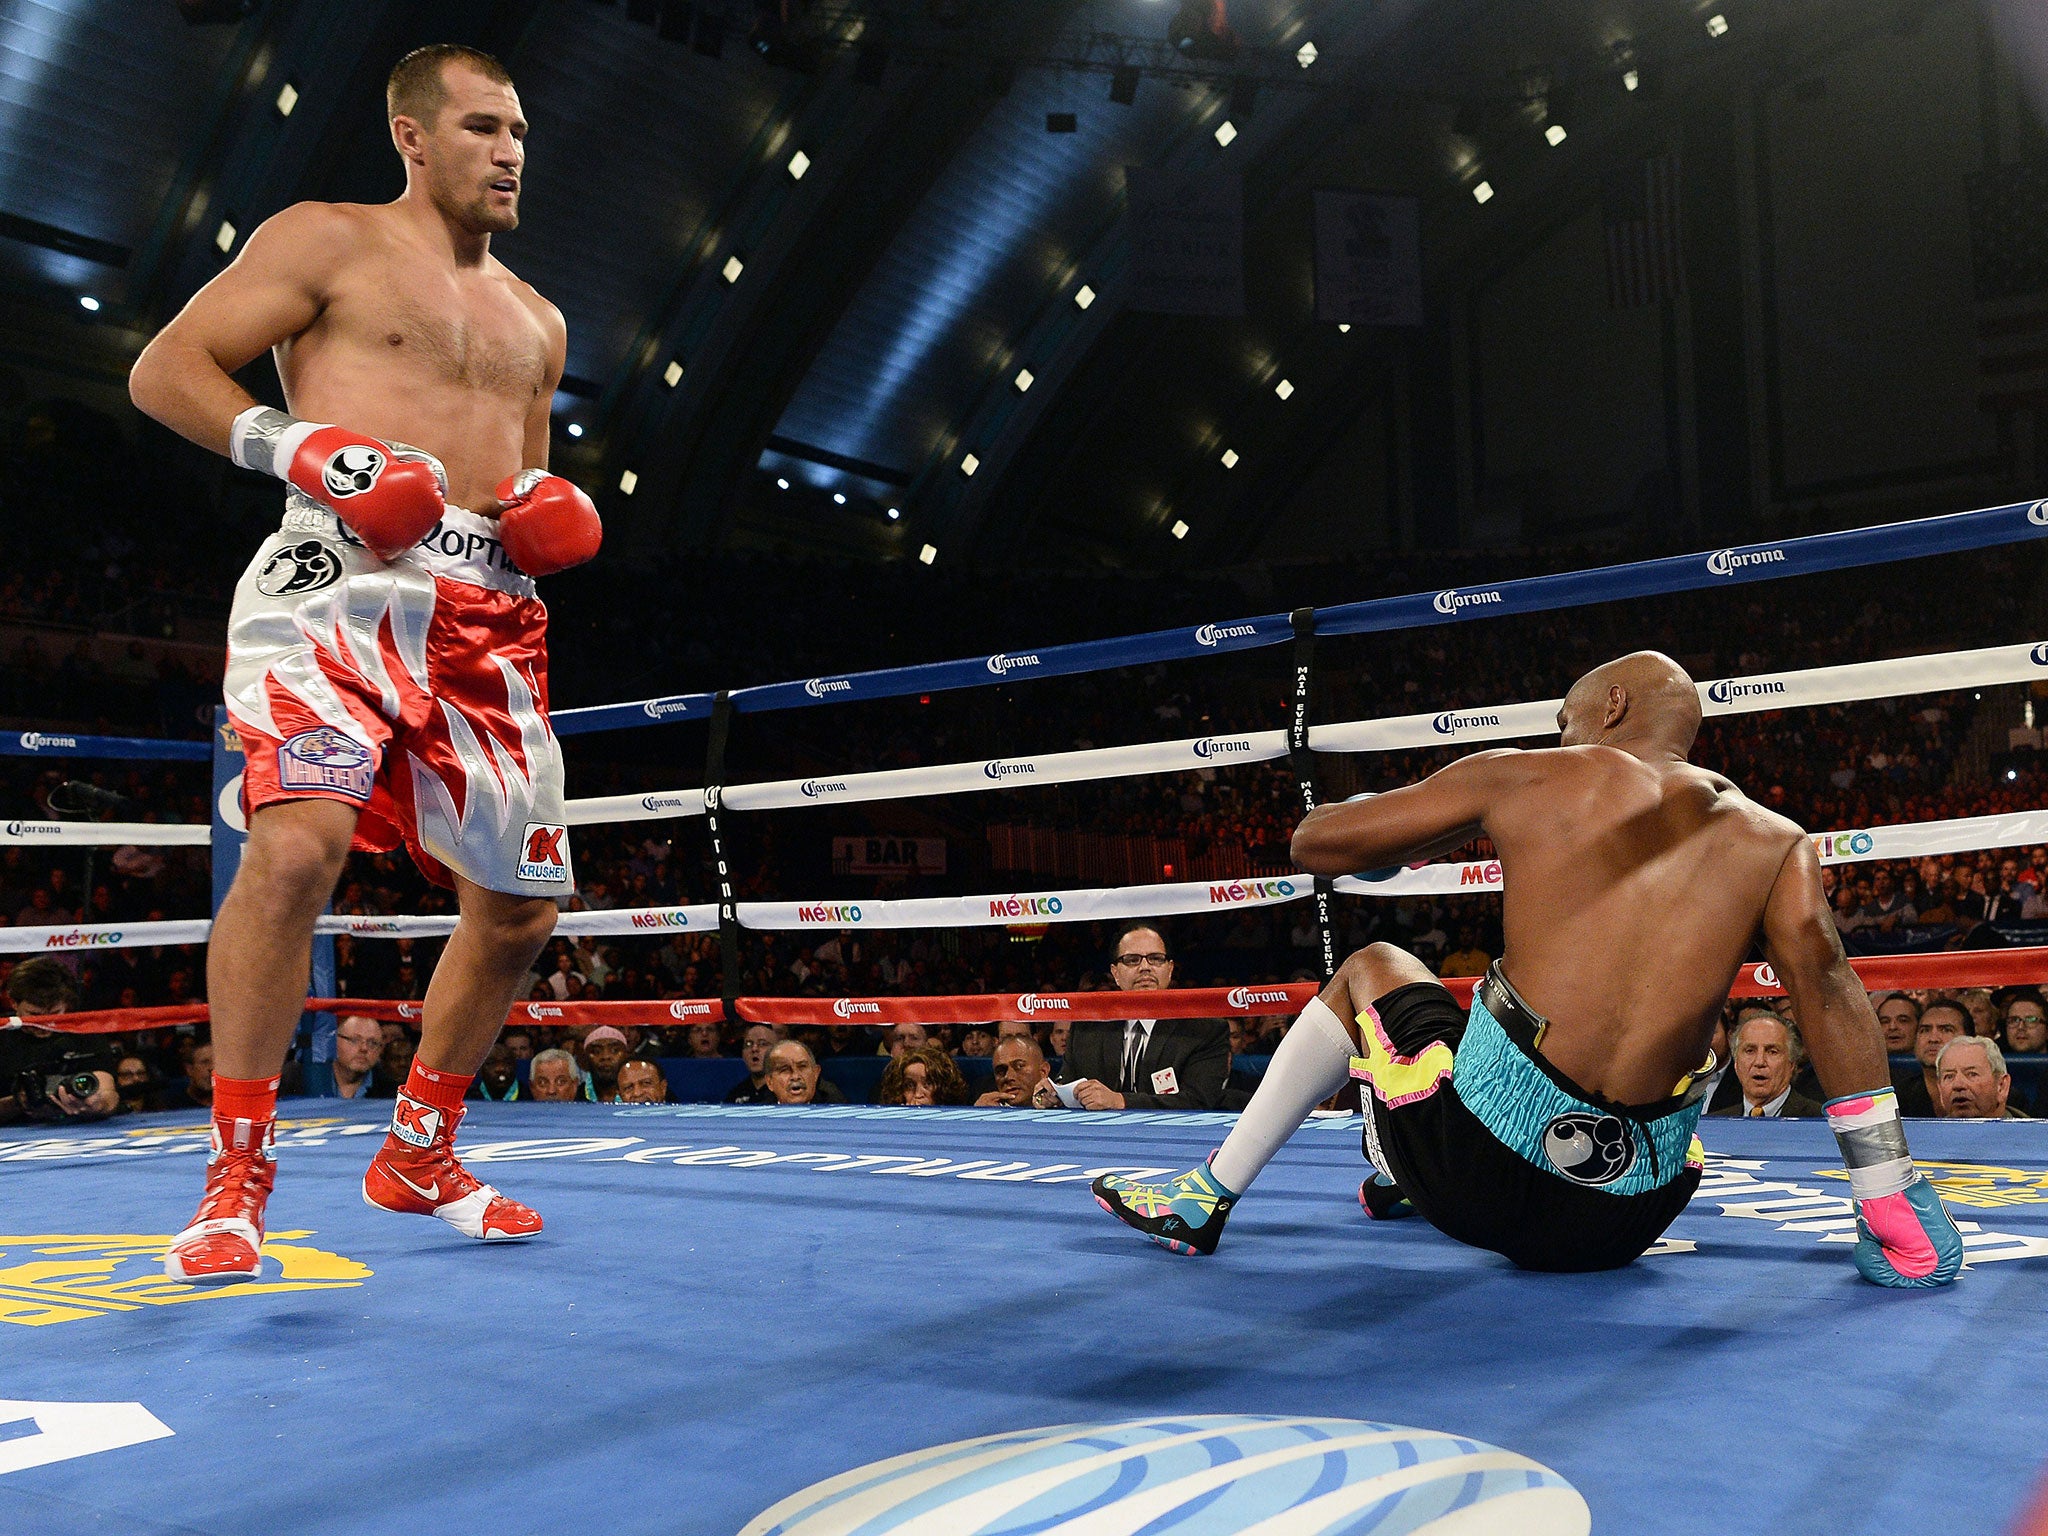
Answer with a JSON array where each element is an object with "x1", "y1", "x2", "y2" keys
[{"x1": 223, "y1": 492, "x2": 574, "y2": 896}]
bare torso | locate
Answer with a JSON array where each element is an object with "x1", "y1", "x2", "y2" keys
[
  {"x1": 274, "y1": 204, "x2": 553, "y2": 511},
  {"x1": 1484, "y1": 747, "x2": 1801, "y2": 1103}
]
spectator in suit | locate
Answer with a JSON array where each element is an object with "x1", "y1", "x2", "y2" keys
[
  {"x1": 764, "y1": 1040, "x2": 843, "y2": 1105},
  {"x1": 975, "y1": 1034, "x2": 1049, "y2": 1107},
  {"x1": 1936, "y1": 1036, "x2": 2029, "y2": 1119},
  {"x1": 877, "y1": 1044, "x2": 970, "y2": 1106},
  {"x1": 616, "y1": 1057, "x2": 669, "y2": 1104},
  {"x1": 1708, "y1": 1013, "x2": 1824, "y2": 1118},
  {"x1": 1898, "y1": 1000, "x2": 1969, "y2": 1116},
  {"x1": 724, "y1": 1023, "x2": 784, "y2": 1104},
  {"x1": 1038, "y1": 923, "x2": 1228, "y2": 1110},
  {"x1": 1872, "y1": 992, "x2": 1921, "y2": 1056}
]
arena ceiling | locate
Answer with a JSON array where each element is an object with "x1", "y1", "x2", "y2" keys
[{"x1": 1, "y1": 0, "x2": 1915, "y2": 571}]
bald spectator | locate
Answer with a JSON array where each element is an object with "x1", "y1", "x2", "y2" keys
[
  {"x1": 616, "y1": 1057, "x2": 669, "y2": 1104},
  {"x1": 1899, "y1": 1000, "x2": 1969, "y2": 1116},
  {"x1": 529, "y1": 1048, "x2": 588, "y2": 1103},
  {"x1": 328, "y1": 1015, "x2": 384, "y2": 1101},
  {"x1": 1708, "y1": 1013, "x2": 1823, "y2": 1118},
  {"x1": 764, "y1": 1040, "x2": 843, "y2": 1105},
  {"x1": 724, "y1": 1023, "x2": 784, "y2": 1105},
  {"x1": 976, "y1": 1035, "x2": 1051, "y2": 1107},
  {"x1": 1936, "y1": 1037, "x2": 2030, "y2": 1119}
]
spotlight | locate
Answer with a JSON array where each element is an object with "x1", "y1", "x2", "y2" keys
[
  {"x1": 919, "y1": 544, "x2": 938, "y2": 565},
  {"x1": 1622, "y1": 68, "x2": 1639, "y2": 91},
  {"x1": 619, "y1": 470, "x2": 639, "y2": 495},
  {"x1": 1109, "y1": 66, "x2": 1140, "y2": 106},
  {"x1": 722, "y1": 255, "x2": 744, "y2": 283},
  {"x1": 1014, "y1": 368, "x2": 1033, "y2": 392},
  {"x1": 1296, "y1": 41, "x2": 1317, "y2": 68},
  {"x1": 77, "y1": 295, "x2": 100, "y2": 312},
  {"x1": 566, "y1": 422, "x2": 584, "y2": 438},
  {"x1": 787, "y1": 149, "x2": 810, "y2": 180},
  {"x1": 777, "y1": 478, "x2": 790, "y2": 490},
  {"x1": 1220, "y1": 448, "x2": 1238, "y2": 468},
  {"x1": 1214, "y1": 120, "x2": 1237, "y2": 147},
  {"x1": 1274, "y1": 378, "x2": 1294, "y2": 400},
  {"x1": 1472, "y1": 180, "x2": 1494, "y2": 204},
  {"x1": 1706, "y1": 13, "x2": 1729, "y2": 36},
  {"x1": 1171, "y1": 520, "x2": 1190, "y2": 540},
  {"x1": 215, "y1": 220, "x2": 237, "y2": 253},
  {"x1": 275, "y1": 82, "x2": 298, "y2": 117},
  {"x1": 833, "y1": 492, "x2": 846, "y2": 504},
  {"x1": 961, "y1": 454, "x2": 980, "y2": 476},
  {"x1": 1075, "y1": 284, "x2": 1096, "y2": 310},
  {"x1": 1337, "y1": 323, "x2": 1350, "y2": 333},
  {"x1": 663, "y1": 360, "x2": 684, "y2": 387},
  {"x1": 886, "y1": 507, "x2": 901, "y2": 520},
  {"x1": 1545, "y1": 123, "x2": 1567, "y2": 146}
]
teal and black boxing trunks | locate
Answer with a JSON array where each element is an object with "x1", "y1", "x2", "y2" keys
[{"x1": 1348, "y1": 962, "x2": 1710, "y2": 1272}]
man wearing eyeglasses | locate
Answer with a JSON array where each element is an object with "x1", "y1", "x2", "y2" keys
[{"x1": 1031, "y1": 922, "x2": 1229, "y2": 1111}]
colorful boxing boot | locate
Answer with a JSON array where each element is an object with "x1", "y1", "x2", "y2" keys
[
  {"x1": 164, "y1": 1072, "x2": 279, "y2": 1284},
  {"x1": 362, "y1": 1062, "x2": 542, "y2": 1240},
  {"x1": 1093, "y1": 1154, "x2": 1237, "y2": 1256},
  {"x1": 1358, "y1": 1169, "x2": 1415, "y2": 1220}
]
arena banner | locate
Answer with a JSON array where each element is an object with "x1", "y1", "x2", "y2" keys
[
  {"x1": 1313, "y1": 189, "x2": 1423, "y2": 327},
  {"x1": 0, "y1": 729, "x2": 208, "y2": 761},
  {"x1": 833, "y1": 836, "x2": 947, "y2": 875}
]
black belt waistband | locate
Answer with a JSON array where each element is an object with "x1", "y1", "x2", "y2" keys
[{"x1": 1474, "y1": 961, "x2": 1710, "y2": 1121}]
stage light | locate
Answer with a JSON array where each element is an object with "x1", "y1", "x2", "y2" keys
[
  {"x1": 1014, "y1": 368, "x2": 1033, "y2": 392},
  {"x1": 961, "y1": 454, "x2": 980, "y2": 476},
  {"x1": 566, "y1": 422, "x2": 583, "y2": 438},
  {"x1": 788, "y1": 149, "x2": 810, "y2": 180},
  {"x1": 275, "y1": 82, "x2": 298, "y2": 116},
  {"x1": 1075, "y1": 284, "x2": 1096, "y2": 309},
  {"x1": 1545, "y1": 123, "x2": 1567, "y2": 146},
  {"x1": 1706, "y1": 13, "x2": 1728, "y2": 36},
  {"x1": 1274, "y1": 378, "x2": 1294, "y2": 400},
  {"x1": 619, "y1": 470, "x2": 639, "y2": 495},
  {"x1": 722, "y1": 255, "x2": 744, "y2": 283},
  {"x1": 663, "y1": 360, "x2": 683, "y2": 387},
  {"x1": 833, "y1": 492, "x2": 846, "y2": 504},
  {"x1": 1220, "y1": 448, "x2": 1238, "y2": 468},
  {"x1": 1472, "y1": 180, "x2": 1494, "y2": 204},
  {"x1": 919, "y1": 544, "x2": 937, "y2": 565},
  {"x1": 215, "y1": 220, "x2": 236, "y2": 252},
  {"x1": 1214, "y1": 119, "x2": 1237, "y2": 147},
  {"x1": 777, "y1": 478, "x2": 790, "y2": 490},
  {"x1": 886, "y1": 507, "x2": 901, "y2": 520},
  {"x1": 1337, "y1": 323, "x2": 1351, "y2": 333},
  {"x1": 1623, "y1": 69, "x2": 1640, "y2": 91},
  {"x1": 1171, "y1": 520, "x2": 1189, "y2": 539},
  {"x1": 78, "y1": 295, "x2": 99, "y2": 312},
  {"x1": 1296, "y1": 41, "x2": 1317, "y2": 68}
]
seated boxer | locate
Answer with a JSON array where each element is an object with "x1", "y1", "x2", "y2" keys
[
  {"x1": 129, "y1": 44, "x2": 602, "y2": 1282},
  {"x1": 1095, "y1": 652, "x2": 1963, "y2": 1287}
]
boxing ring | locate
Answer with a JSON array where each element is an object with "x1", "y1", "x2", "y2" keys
[{"x1": 9, "y1": 500, "x2": 2048, "y2": 1534}]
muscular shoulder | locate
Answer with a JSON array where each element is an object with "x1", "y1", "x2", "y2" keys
[
  {"x1": 1699, "y1": 777, "x2": 1808, "y2": 858},
  {"x1": 493, "y1": 261, "x2": 565, "y2": 362},
  {"x1": 239, "y1": 201, "x2": 383, "y2": 282}
]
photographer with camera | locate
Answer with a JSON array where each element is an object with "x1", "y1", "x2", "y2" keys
[{"x1": 1, "y1": 957, "x2": 121, "y2": 1123}]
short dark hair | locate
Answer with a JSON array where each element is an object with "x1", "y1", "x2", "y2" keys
[
  {"x1": 1109, "y1": 920, "x2": 1170, "y2": 962},
  {"x1": 1921, "y1": 999, "x2": 1971, "y2": 1031},
  {"x1": 7, "y1": 957, "x2": 80, "y2": 1016},
  {"x1": 387, "y1": 44, "x2": 514, "y2": 127}
]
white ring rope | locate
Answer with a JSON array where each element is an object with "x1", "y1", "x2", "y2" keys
[{"x1": 5, "y1": 801, "x2": 2045, "y2": 953}]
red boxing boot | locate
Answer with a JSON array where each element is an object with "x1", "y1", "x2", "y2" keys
[
  {"x1": 362, "y1": 1063, "x2": 542, "y2": 1240},
  {"x1": 164, "y1": 1074, "x2": 279, "y2": 1284}
]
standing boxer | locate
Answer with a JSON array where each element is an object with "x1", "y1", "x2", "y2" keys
[{"x1": 129, "y1": 45, "x2": 602, "y2": 1282}]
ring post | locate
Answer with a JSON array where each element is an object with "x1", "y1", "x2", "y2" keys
[
  {"x1": 1287, "y1": 606, "x2": 1338, "y2": 981},
  {"x1": 702, "y1": 691, "x2": 742, "y2": 1024}
]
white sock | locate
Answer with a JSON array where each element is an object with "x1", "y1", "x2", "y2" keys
[{"x1": 1210, "y1": 995, "x2": 1356, "y2": 1195}]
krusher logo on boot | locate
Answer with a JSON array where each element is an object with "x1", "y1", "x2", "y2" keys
[
  {"x1": 277, "y1": 727, "x2": 374, "y2": 800},
  {"x1": 518, "y1": 822, "x2": 570, "y2": 883},
  {"x1": 390, "y1": 1095, "x2": 441, "y2": 1150}
]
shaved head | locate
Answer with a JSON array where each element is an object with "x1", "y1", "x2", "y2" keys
[{"x1": 1557, "y1": 651, "x2": 1701, "y2": 754}]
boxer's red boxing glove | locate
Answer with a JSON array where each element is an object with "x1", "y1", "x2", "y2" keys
[
  {"x1": 230, "y1": 406, "x2": 445, "y2": 561},
  {"x1": 495, "y1": 469, "x2": 602, "y2": 576}
]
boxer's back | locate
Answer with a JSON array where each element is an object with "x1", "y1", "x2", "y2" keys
[{"x1": 1485, "y1": 745, "x2": 1803, "y2": 1105}]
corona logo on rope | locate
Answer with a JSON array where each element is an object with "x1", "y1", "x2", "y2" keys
[
  {"x1": 526, "y1": 1005, "x2": 564, "y2": 1019},
  {"x1": 1207, "y1": 879, "x2": 1296, "y2": 904},
  {"x1": 17, "y1": 732, "x2": 79, "y2": 752},
  {"x1": 1191, "y1": 736, "x2": 1252, "y2": 758},
  {"x1": 1193, "y1": 621, "x2": 1258, "y2": 646},
  {"x1": 1016, "y1": 993, "x2": 1070, "y2": 1013},
  {"x1": 1706, "y1": 546, "x2": 1787, "y2": 576},
  {"x1": 985, "y1": 652, "x2": 1041, "y2": 676},
  {"x1": 668, "y1": 1000, "x2": 717, "y2": 1019},
  {"x1": 1813, "y1": 830, "x2": 1876, "y2": 859},
  {"x1": 5, "y1": 822, "x2": 61, "y2": 838},
  {"x1": 639, "y1": 792, "x2": 695, "y2": 814},
  {"x1": 797, "y1": 905, "x2": 862, "y2": 924},
  {"x1": 738, "y1": 1415, "x2": 1590, "y2": 1536},
  {"x1": 1431, "y1": 587, "x2": 1503, "y2": 615},
  {"x1": 0, "y1": 1230, "x2": 371, "y2": 1328},
  {"x1": 639, "y1": 698, "x2": 693, "y2": 720},
  {"x1": 1227, "y1": 986, "x2": 1294, "y2": 1009},
  {"x1": 1707, "y1": 677, "x2": 1788, "y2": 704},
  {"x1": 832, "y1": 998, "x2": 881, "y2": 1018},
  {"x1": 1752, "y1": 962, "x2": 1779, "y2": 988},
  {"x1": 799, "y1": 780, "x2": 849, "y2": 799},
  {"x1": 989, "y1": 895, "x2": 1063, "y2": 918},
  {"x1": 1432, "y1": 710, "x2": 1503, "y2": 735},
  {"x1": 2031, "y1": 642, "x2": 2048, "y2": 667},
  {"x1": 803, "y1": 677, "x2": 852, "y2": 698},
  {"x1": 2029, "y1": 499, "x2": 2048, "y2": 526},
  {"x1": 982, "y1": 760, "x2": 1036, "y2": 781}
]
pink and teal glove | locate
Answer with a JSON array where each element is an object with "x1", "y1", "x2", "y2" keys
[{"x1": 1826, "y1": 1088, "x2": 1963, "y2": 1288}]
